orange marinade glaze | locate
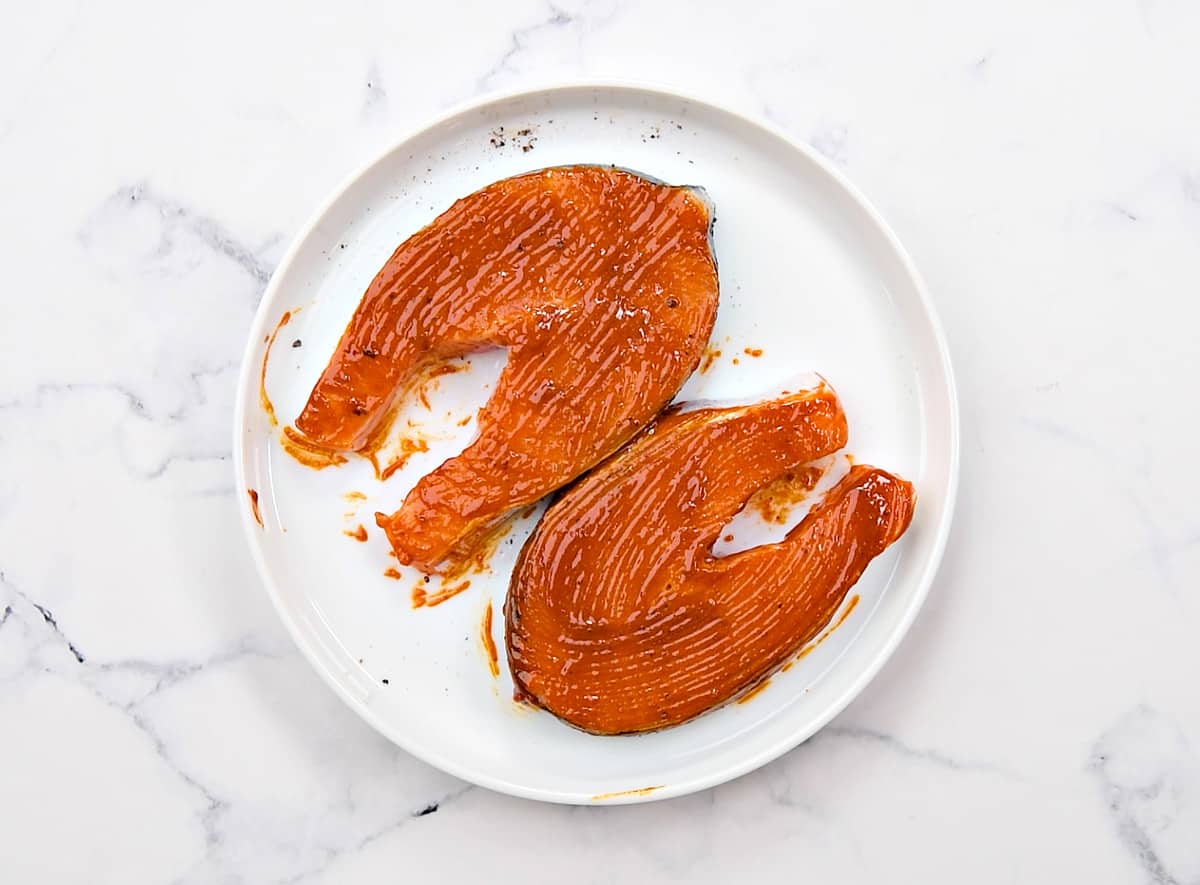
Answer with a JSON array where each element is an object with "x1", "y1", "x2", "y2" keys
[
  {"x1": 505, "y1": 386, "x2": 916, "y2": 735},
  {"x1": 291, "y1": 166, "x2": 719, "y2": 573}
]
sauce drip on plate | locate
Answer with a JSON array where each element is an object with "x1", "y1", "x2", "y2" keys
[
  {"x1": 481, "y1": 601, "x2": 500, "y2": 678},
  {"x1": 259, "y1": 310, "x2": 293, "y2": 428},
  {"x1": 246, "y1": 489, "x2": 263, "y2": 528}
]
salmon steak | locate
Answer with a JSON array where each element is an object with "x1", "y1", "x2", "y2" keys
[
  {"x1": 505, "y1": 385, "x2": 916, "y2": 734},
  {"x1": 291, "y1": 166, "x2": 719, "y2": 572}
]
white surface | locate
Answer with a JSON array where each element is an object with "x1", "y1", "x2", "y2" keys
[
  {"x1": 2, "y1": 0, "x2": 1198, "y2": 880},
  {"x1": 235, "y1": 84, "x2": 957, "y2": 803}
]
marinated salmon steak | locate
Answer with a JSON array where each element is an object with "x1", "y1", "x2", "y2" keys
[
  {"x1": 291, "y1": 166, "x2": 719, "y2": 572},
  {"x1": 506, "y1": 385, "x2": 916, "y2": 734}
]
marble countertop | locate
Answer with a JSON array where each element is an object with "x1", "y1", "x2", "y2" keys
[{"x1": 4, "y1": 1, "x2": 1199, "y2": 882}]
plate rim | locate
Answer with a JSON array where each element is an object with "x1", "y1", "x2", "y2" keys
[{"x1": 232, "y1": 78, "x2": 961, "y2": 805}]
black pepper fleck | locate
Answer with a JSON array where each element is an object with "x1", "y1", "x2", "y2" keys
[
  {"x1": 292, "y1": 339, "x2": 302, "y2": 348},
  {"x1": 416, "y1": 803, "x2": 438, "y2": 816}
]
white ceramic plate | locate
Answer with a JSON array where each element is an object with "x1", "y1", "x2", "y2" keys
[{"x1": 234, "y1": 83, "x2": 958, "y2": 804}]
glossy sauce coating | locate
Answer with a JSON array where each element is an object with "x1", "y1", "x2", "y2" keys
[
  {"x1": 790, "y1": 593, "x2": 859, "y2": 665},
  {"x1": 505, "y1": 387, "x2": 916, "y2": 734},
  {"x1": 291, "y1": 166, "x2": 718, "y2": 573}
]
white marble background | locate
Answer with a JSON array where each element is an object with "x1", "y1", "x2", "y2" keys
[{"x1": 2, "y1": 0, "x2": 1198, "y2": 881}]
